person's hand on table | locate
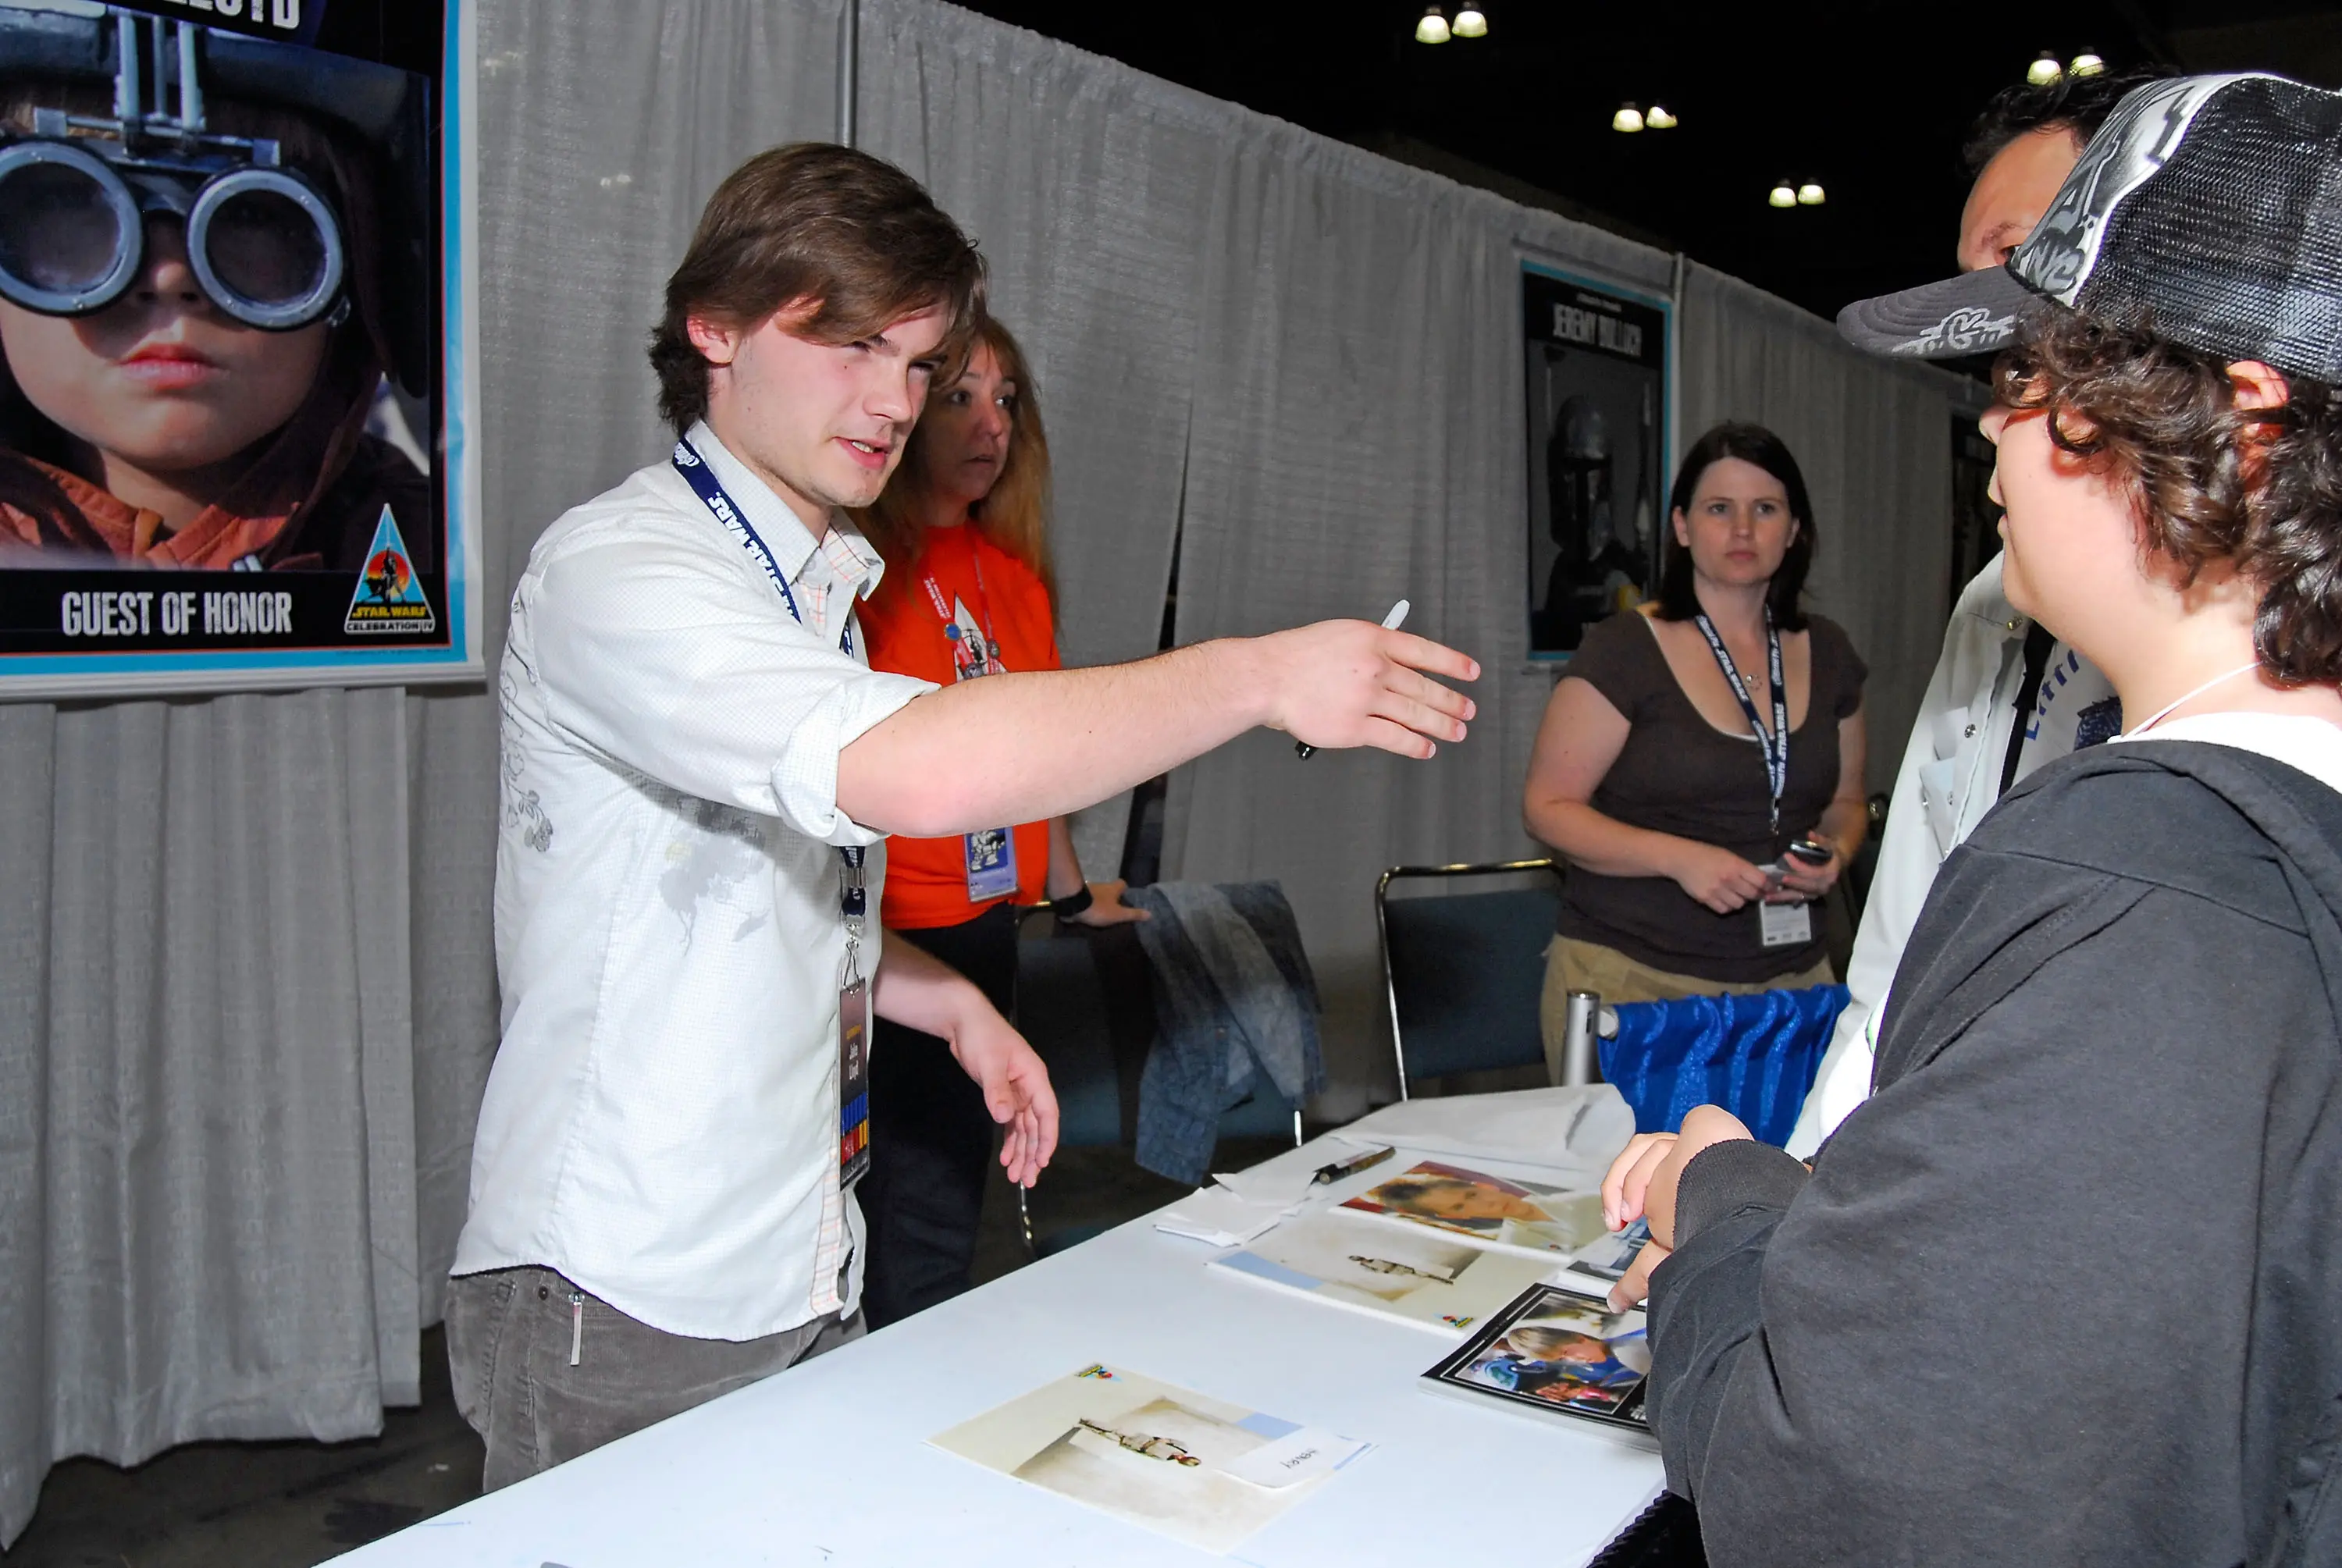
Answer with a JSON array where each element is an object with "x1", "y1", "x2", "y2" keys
[
  {"x1": 1599, "y1": 1104, "x2": 1756, "y2": 1310},
  {"x1": 1063, "y1": 877, "x2": 1150, "y2": 927},
  {"x1": 1670, "y1": 842, "x2": 1772, "y2": 914},
  {"x1": 949, "y1": 1008, "x2": 1061, "y2": 1187}
]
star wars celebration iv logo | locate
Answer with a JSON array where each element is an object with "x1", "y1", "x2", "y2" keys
[{"x1": 344, "y1": 506, "x2": 437, "y2": 635}]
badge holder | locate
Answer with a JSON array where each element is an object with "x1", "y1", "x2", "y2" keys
[
  {"x1": 838, "y1": 848, "x2": 872, "y2": 1188},
  {"x1": 964, "y1": 824, "x2": 1020, "y2": 903},
  {"x1": 1758, "y1": 895, "x2": 1814, "y2": 948}
]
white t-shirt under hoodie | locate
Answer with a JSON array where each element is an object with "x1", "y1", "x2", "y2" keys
[{"x1": 2115, "y1": 710, "x2": 2342, "y2": 797}]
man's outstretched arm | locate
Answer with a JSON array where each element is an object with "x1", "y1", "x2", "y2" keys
[{"x1": 838, "y1": 620, "x2": 1479, "y2": 837}]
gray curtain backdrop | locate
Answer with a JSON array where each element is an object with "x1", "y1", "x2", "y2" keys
[
  {"x1": 856, "y1": 0, "x2": 1235, "y2": 872},
  {"x1": 0, "y1": 0, "x2": 1976, "y2": 1540}
]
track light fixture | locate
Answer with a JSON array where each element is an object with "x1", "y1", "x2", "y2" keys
[
  {"x1": 1769, "y1": 180, "x2": 1797, "y2": 208},
  {"x1": 1796, "y1": 181, "x2": 1826, "y2": 205},
  {"x1": 1415, "y1": 6, "x2": 1450, "y2": 44},
  {"x1": 1452, "y1": 3, "x2": 1487, "y2": 38},
  {"x1": 2028, "y1": 51, "x2": 2063, "y2": 86},
  {"x1": 2070, "y1": 49, "x2": 2105, "y2": 76},
  {"x1": 1644, "y1": 104, "x2": 1677, "y2": 129},
  {"x1": 1612, "y1": 102, "x2": 1645, "y2": 133}
]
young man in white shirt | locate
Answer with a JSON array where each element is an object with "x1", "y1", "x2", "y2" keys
[
  {"x1": 1789, "y1": 66, "x2": 2168, "y2": 1155},
  {"x1": 447, "y1": 144, "x2": 1480, "y2": 1488}
]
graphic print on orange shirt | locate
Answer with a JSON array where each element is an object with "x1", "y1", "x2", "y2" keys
[{"x1": 860, "y1": 525, "x2": 1062, "y2": 928}]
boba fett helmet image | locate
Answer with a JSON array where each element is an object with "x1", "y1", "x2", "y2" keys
[
  {"x1": 0, "y1": 1, "x2": 431, "y2": 394},
  {"x1": 1547, "y1": 393, "x2": 1614, "y2": 556}
]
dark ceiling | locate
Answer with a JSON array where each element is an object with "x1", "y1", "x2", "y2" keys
[{"x1": 950, "y1": 0, "x2": 2342, "y2": 322}]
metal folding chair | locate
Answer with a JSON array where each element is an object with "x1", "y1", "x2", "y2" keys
[{"x1": 1376, "y1": 859, "x2": 1564, "y2": 1099}]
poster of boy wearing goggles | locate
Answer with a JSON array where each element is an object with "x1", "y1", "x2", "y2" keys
[{"x1": 0, "y1": 0, "x2": 479, "y2": 696}]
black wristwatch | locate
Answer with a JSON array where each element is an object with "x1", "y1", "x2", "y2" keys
[{"x1": 1050, "y1": 884, "x2": 1095, "y2": 919}]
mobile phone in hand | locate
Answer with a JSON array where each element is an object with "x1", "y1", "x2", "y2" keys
[{"x1": 1785, "y1": 837, "x2": 1834, "y2": 866}]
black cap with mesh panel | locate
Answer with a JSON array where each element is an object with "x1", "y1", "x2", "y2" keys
[{"x1": 1838, "y1": 73, "x2": 2342, "y2": 383}]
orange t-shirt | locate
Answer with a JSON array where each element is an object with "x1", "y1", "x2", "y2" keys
[{"x1": 860, "y1": 523, "x2": 1062, "y2": 930}]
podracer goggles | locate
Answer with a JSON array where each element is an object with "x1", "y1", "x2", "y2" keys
[{"x1": 0, "y1": 13, "x2": 345, "y2": 331}]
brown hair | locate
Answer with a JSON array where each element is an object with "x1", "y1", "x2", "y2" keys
[
  {"x1": 855, "y1": 316, "x2": 1057, "y2": 610},
  {"x1": 1995, "y1": 305, "x2": 2342, "y2": 684},
  {"x1": 648, "y1": 144, "x2": 986, "y2": 433}
]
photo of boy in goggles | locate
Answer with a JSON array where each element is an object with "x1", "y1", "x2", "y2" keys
[{"x1": 0, "y1": 2, "x2": 432, "y2": 574}]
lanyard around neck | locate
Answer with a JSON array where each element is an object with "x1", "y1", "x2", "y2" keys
[
  {"x1": 1692, "y1": 609, "x2": 1789, "y2": 833},
  {"x1": 670, "y1": 436, "x2": 853, "y2": 657},
  {"x1": 669, "y1": 436, "x2": 866, "y2": 913},
  {"x1": 2123, "y1": 662, "x2": 2264, "y2": 738}
]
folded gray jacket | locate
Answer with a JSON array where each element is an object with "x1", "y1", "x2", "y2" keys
[{"x1": 1124, "y1": 881, "x2": 1322, "y2": 1185}]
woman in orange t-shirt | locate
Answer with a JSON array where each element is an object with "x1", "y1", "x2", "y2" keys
[{"x1": 853, "y1": 318, "x2": 1144, "y2": 1326}]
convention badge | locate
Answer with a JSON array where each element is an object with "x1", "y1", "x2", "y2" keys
[
  {"x1": 838, "y1": 965, "x2": 872, "y2": 1188},
  {"x1": 964, "y1": 825, "x2": 1020, "y2": 902},
  {"x1": 1759, "y1": 898, "x2": 1814, "y2": 949}
]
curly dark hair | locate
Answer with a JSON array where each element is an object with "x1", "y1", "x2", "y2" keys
[
  {"x1": 1994, "y1": 306, "x2": 2342, "y2": 684},
  {"x1": 1961, "y1": 63, "x2": 2175, "y2": 176}
]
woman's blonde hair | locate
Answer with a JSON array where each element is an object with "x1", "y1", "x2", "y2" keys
[{"x1": 858, "y1": 316, "x2": 1057, "y2": 611}]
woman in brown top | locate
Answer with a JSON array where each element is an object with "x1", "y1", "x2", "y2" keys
[{"x1": 1523, "y1": 422, "x2": 1869, "y2": 1076}]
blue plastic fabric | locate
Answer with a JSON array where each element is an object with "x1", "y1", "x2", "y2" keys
[{"x1": 1597, "y1": 985, "x2": 1850, "y2": 1146}]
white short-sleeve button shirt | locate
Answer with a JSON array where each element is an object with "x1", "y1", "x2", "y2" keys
[{"x1": 455, "y1": 422, "x2": 936, "y2": 1340}]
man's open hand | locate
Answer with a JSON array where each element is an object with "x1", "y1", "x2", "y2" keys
[
  {"x1": 949, "y1": 1008, "x2": 1059, "y2": 1187},
  {"x1": 1257, "y1": 620, "x2": 1480, "y2": 759}
]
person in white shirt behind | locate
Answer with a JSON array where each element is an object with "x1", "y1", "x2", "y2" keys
[
  {"x1": 1789, "y1": 64, "x2": 2170, "y2": 1155},
  {"x1": 447, "y1": 144, "x2": 1480, "y2": 1490}
]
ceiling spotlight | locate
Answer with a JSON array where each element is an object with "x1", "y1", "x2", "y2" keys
[
  {"x1": 2070, "y1": 49, "x2": 2105, "y2": 76},
  {"x1": 1452, "y1": 3, "x2": 1488, "y2": 38},
  {"x1": 2027, "y1": 51, "x2": 2063, "y2": 86},
  {"x1": 1769, "y1": 180, "x2": 1797, "y2": 208},
  {"x1": 1415, "y1": 6, "x2": 1450, "y2": 43},
  {"x1": 1644, "y1": 104, "x2": 1677, "y2": 129},
  {"x1": 1613, "y1": 103, "x2": 1645, "y2": 133},
  {"x1": 1797, "y1": 181, "x2": 1826, "y2": 205}
]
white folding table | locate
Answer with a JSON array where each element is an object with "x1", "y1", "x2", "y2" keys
[{"x1": 336, "y1": 1100, "x2": 1664, "y2": 1566}]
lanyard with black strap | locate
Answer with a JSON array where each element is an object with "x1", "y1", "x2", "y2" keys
[
  {"x1": 671, "y1": 436, "x2": 874, "y2": 1186},
  {"x1": 1692, "y1": 606, "x2": 1810, "y2": 951},
  {"x1": 1691, "y1": 607, "x2": 1789, "y2": 834}
]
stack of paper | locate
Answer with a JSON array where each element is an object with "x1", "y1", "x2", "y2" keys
[
  {"x1": 1153, "y1": 1185, "x2": 1296, "y2": 1247},
  {"x1": 1155, "y1": 1137, "x2": 1388, "y2": 1246}
]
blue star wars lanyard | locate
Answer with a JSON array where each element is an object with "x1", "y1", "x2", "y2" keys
[
  {"x1": 1692, "y1": 609, "x2": 1789, "y2": 833},
  {"x1": 670, "y1": 436, "x2": 852, "y2": 656},
  {"x1": 669, "y1": 435, "x2": 866, "y2": 909}
]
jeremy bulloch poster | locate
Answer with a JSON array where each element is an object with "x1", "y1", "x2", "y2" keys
[
  {"x1": 1523, "y1": 265, "x2": 1668, "y2": 656},
  {"x1": 0, "y1": 0, "x2": 479, "y2": 696}
]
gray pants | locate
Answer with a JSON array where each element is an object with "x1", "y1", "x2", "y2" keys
[{"x1": 445, "y1": 1266, "x2": 863, "y2": 1492}]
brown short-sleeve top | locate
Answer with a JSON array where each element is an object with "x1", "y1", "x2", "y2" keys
[{"x1": 1554, "y1": 609, "x2": 1868, "y2": 984}]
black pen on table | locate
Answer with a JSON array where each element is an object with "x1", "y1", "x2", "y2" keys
[
  {"x1": 1311, "y1": 1144, "x2": 1395, "y2": 1186},
  {"x1": 1296, "y1": 599, "x2": 1410, "y2": 759}
]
